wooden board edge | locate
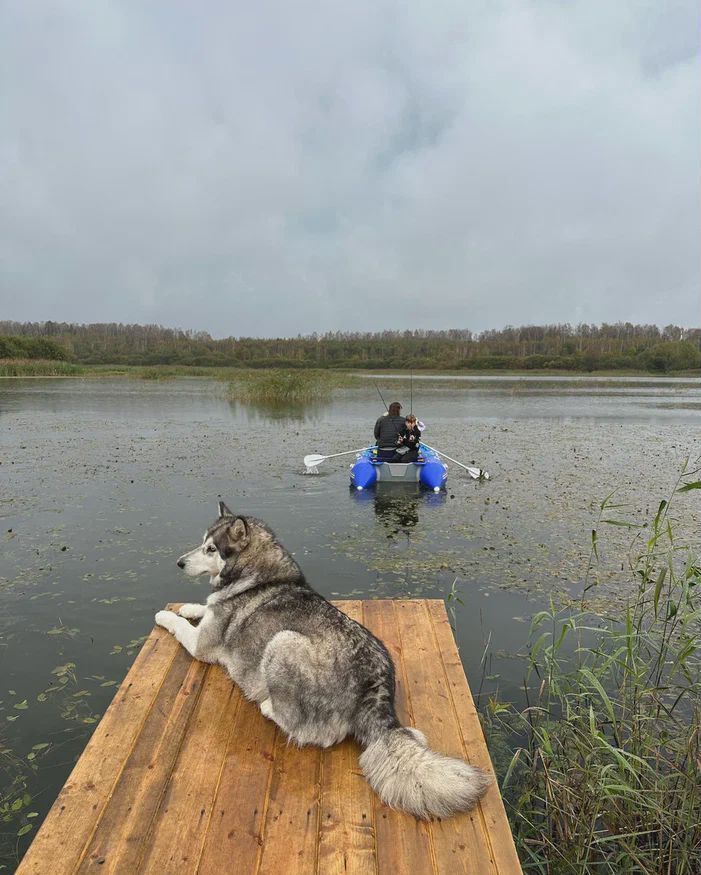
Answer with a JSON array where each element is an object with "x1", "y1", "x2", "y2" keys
[{"x1": 426, "y1": 600, "x2": 523, "y2": 875}]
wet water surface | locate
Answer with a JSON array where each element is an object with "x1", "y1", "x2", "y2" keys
[{"x1": 1, "y1": 376, "x2": 699, "y2": 867}]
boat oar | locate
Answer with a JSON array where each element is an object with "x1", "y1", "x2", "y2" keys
[
  {"x1": 421, "y1": 444, "x2": 490, "y2": 480},
  {"x1": 303, "y1": 447, "x2": 374, "y2": 472}
]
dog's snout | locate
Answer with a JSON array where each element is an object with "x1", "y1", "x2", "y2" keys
[{"x1": 177, "y1": 558, "x2": 186, "y2": 569}]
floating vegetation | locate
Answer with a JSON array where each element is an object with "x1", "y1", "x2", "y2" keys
[
  {"x1": 46, "y1": 624, "x2": 79, "y2": 638},
  {"x1": 110, "y1": 635, "x2": 148, "y2": 656},
  {"x1": 484, "y1": 464, "x2": 701, "y2": 873},
  {"x1": 0, "y1": 740, "x2": 51, "y2": 861}
]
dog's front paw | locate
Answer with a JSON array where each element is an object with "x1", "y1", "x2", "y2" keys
[
  {"x1": 155, "y1": 610, "x2": 177, "y2": 632},
  {"x1": 178, "y1": 603, "x2": 206, "y2": 620}
]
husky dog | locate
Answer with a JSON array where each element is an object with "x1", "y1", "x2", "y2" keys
[{"x1": 155, "y1": 503, "x2": 491, "y2": 819}]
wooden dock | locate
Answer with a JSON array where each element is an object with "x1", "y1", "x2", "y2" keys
[{"x1": 17, "y1": 599, "x2": 522, "y2": 874}]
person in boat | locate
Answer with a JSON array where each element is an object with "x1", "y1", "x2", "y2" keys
[
  {"x1": 374, "y1": 401, "x2": 405, "y2": 461},
  {"x1": 390, "y1": 414, "x2": 423, "y2": 463}
]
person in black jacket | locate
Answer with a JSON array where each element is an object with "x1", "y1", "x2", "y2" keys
[
  {"x1": 374, "y1": 401, "x2": 405, "y2": 461},
  {"x1": 390, "y1": 414, "x2": 423, "y2": 463}
]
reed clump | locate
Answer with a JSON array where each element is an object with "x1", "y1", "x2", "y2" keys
[
  {"x1": 228, "y1": 369, "x2": 351, "y2": 405},
  {"x1": 485, "y1": 466, "x2": 701, "y2": 874}
]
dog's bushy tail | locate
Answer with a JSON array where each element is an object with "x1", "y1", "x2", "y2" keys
[{"x1": 359, "y1": 726, "x2": 492, "y2": 819}]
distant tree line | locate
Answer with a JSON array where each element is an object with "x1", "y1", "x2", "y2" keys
[
  {"x1": 0, "y1": 334, "x2": 72, "y2": 361},
  {"x1": 1, "y1": 320, "x2": 700, "y2": 373}
]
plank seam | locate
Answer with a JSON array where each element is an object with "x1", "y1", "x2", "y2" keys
[
  {"x1": 424, "y1": 601, "x2": 499, "y2": 874},
  {"x1": 193, "y1": 677, "x2": 244, "y2": 874},
  {"x1": 360, "y1": 601, "x2": 381, "y2": 875},
  {"x1": 251, "y1": 726, "x2": 280, "y2": 875},
  {"x1": 72, "y1": 632, "x2": 181, "y2": 872},
  {"x1": 133, "y1": 659, "x2": 211, "y2": 872},
  {"x1": 313, "y1": 740, "x2": 324, "y2": 874},
  {"x1": 395, "y1": 601, "x2": 439, "y2": 875},
  {"x1": 390, "y1": 603, "x2": 415, "y2": 724}
]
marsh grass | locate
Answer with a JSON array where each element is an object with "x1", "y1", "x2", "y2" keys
[
  {"x1": 0, "y1": 360, "x2": 212, "y2": 378},
  {"x1": 132, "y1": 365, "x2": 215, "y2": 379},
  {"x1": 83, "y1": 364, "x2": 235, "y2": 379},
  {"x1": 0, "y1": 359, "x2": 84, "y2": 377},
  {"x1": 0, "y1": 362, "x2": 365, "y2": 390},
  {"x1": 228, "y1": 368, "x2": 356, "y2": 406},
  {"x1": 485, "y1": 465, "x2": 701, "y2": 873}
]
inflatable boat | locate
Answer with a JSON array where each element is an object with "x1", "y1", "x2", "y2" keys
[{"x1": 350, "y1": 445, "x2": 448, "y2": 492}]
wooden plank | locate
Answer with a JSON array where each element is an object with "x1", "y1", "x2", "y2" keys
[
  {"x1": 254, "y1": 725, "x2": 322, "y2": 874},
  {"x1": 17, "y1": 626, "x2": 181, "y2": 875},
  {"x1": 317, "y1": 601, "x2": 377, "y2": 875},
  {"x1": 361, "y1": 601, "x2": 412, "y2": 727},
  {"x1": 427, "y1": 601, "x2": 523, "y2": 875},
  {"x1": 138, "y1": 665, "x2": 241, "y2": 874},
  {"x1": 77, "y1": 648, "x2": 208, "y2": 872},
  {"x1": 395, "y1": 600, "x2": 496, "y2": 875},
  {"x1": 362, "y1": 600, "x2": 435, "y2": 875},
  {"x1": 195, "y1": 696, "x2": 278, "y2": 874}
]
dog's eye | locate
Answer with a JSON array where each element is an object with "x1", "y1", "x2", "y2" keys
[{"x1": 206, "y1": 545, "x2": 217, "y2": 553}]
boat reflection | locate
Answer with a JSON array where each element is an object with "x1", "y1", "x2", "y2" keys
[{"x1": 350, "y1": 482, "x2": 446, "y2": 536}]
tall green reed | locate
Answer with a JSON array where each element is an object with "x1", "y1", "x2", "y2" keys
[{"x1": 485, "y1": 463, "x2": 701, "y2": 873}]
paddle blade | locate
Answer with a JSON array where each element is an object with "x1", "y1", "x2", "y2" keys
[
  {"x1": 466, "y1": 466, "x2": 490, "y2": 480},
  {"x1": 303, "y1": 454, "x2": 326, "y2": 468}
]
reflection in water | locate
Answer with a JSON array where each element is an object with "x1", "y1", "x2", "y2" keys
[
  {"x1": 350, "y1": 483, "x2": 446, "y2": 538},
  {"x1": 227, "y1": 396, "x2": 334, "y2": 422},
  {"x1": 349, "y1": 486, "x2": 448, "y2": 603},
  {"x1": 375, "y1": 486, "x2": 420, "y2": 533}
]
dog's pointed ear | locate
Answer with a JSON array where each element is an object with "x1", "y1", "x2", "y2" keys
[
  {"x1": 222, "y1": 516, "x2": 249, "y2": 552},
  {"x1": 218, "y1": 501, "x2": 234, "y2": 518}
]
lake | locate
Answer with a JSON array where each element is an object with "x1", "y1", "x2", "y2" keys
[{"x1": 1, "y1": 374, "x2": 700, "y2": 868}]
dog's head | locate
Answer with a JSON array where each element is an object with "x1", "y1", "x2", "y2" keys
[
  {"x1": 176, "y1": 502, "x2": 251, "y2": 581},
  {"x1": 176, "y1": 502, "x2": 298, "y2": 590}
]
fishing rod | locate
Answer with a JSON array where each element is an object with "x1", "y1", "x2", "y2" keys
[
  {"x1": 410, "y1": 369, "x2": 413, "y2": 416},
  {"x1": 375, "y1": 384, "x2": 389, "y2": 412}
]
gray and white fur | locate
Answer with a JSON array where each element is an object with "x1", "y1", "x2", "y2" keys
[{"x1": 155, "y1": 502, "x2": 491, "y2": 819}]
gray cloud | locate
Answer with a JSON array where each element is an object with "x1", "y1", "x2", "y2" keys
[{"x1": 1, "y1": 0, "x2": 699, "y2": 336}]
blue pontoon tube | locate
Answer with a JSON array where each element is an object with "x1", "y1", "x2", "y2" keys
[{"x1": 350, "y1": 445, "x2": 447, "y2": 492}]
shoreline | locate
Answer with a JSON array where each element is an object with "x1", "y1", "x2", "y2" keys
[{"x1": 2, "y1": 367, "x2": 701, "y2": 381}]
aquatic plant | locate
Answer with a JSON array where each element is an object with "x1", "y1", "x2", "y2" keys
[
  {"x1": 485, "y1": 464, "x2": 701, "y2": 873},
  {"x1": 228, "y1": 369, "x2": 353, "y2": 406},
  {"x1": 0, "y1": 742, "x2": 46, "y2": 862}
]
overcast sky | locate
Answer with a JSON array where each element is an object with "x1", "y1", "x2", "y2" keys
[{"x1": 1, "y1": 1, "x2": 699, "y2": 338}]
